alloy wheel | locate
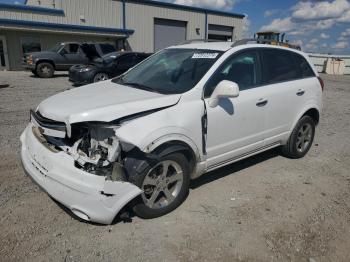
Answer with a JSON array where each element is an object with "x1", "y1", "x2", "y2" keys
[
  {"x1": 94, "y1": 73, "x2": 109, "y2": 82},
  {"x1": 141, "y1": 160, "x2": 184, "y2": 209},
  {"x1": 296, "y1": 123, "x2": 313, "y2": 153}
]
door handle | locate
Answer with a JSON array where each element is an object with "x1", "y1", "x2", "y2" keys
[
  {"x1": 256, "y1": 99, "x2": 268, "y2": 107},
  {"x1": 296, "y1": 89, "x2": 305, "y2": 96}
]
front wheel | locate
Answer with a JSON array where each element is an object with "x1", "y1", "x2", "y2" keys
[
  {"x1": 36, "y1": 62, "x2": 54, "y2": 78},
  {"x1": 93, "y1": 72, "x2": 109, "y2": 83},
  {"x1": 282, "y1": 115, "x2": 316, "y2": 159},
  {"x1": 127, "y1": 152, "x2": 190, "y2": 219}
]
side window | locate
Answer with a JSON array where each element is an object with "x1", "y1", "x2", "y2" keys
[
  {"x1": 293, "y1": 54, "x2": 315, "y2": 78},
  {"x1": 205, "y1": 50, "x2": 261, "y2": 98},
  {"x1": 261, "y1": 49, "x2": 299, "y2": 84},
  {"x1": 62, "y1": 44, "x2": 79, "y2": 54},
  {"x1": 99, "y1": 44, "x2": 116, "y2": 55}
]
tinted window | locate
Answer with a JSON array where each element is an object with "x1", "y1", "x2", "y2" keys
[
  {"x1": 205, "y1": 50, "x2": 261, "y2": 97},
  {"x1": 261, "y1": 49, "x2": 300, "y2": 84},
  {"x1": 68, "y1": 44, "x2": 79, "y2": 53},
  {"x1": 117, "y1": 54, "x2": 135, "y2": 67},
  {"x1": 293, "y1": 54, "x2": 315, "y2": 77},
  {"x1": 62, "y1": 44, "x2": 79, "y2": 54},
  {"x1": 99, "y1": 44, "x2": 116, "y2": 54}
]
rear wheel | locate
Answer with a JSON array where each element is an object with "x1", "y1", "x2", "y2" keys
[
  {"x1": 93, "y1": 73, "x2": 109, "y2": 83},
  {"x1": 36, "y1": 62, "x2": 54, "y2": 78},
  {"x1": 127, "y1": 152, "x2": 190, "y2": 219},
  {"x1": 282, "y1": 115, "x2": 316, "y2": 159}
]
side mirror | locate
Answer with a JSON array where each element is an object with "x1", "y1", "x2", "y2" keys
[{"x1": 208, "y1": 80, "x2": 240, "y2": 108}]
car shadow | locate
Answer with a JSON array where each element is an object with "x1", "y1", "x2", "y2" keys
[
  {"x1": 30, "y1": 73, "x2": 69, "y2": 78},
  {"x1": 190, "y1": 148, "x2": 280, "y2": 189}
]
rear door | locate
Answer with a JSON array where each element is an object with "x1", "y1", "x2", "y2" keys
[{"x1": 259, "y1": 48, "x2": 317, "y2": 143}]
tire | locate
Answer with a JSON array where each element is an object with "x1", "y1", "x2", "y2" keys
[
  {"x1": 282, "y1": 115, "x2": 316, "y2": 159},
  {"x1": 36, "y1": 62, "x2": 54, "y2": 78},
  {"x1": 93, "y1": 72, "x2": 109, "y2": 83},
  {"x1": 31, "y1": 70, "x2": 38, "y2": 76},
  {"x1": 125, "y1": 152, "x2": 190, "y2": 219}
]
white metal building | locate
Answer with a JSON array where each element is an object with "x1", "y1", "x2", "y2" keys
[{"x1": 0, "y1": 0, "x2": 245, "y2": 70}]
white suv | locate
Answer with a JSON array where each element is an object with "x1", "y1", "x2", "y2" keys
[{"x1": 21, "y1": 41, "x2": 323, "y2": 224}]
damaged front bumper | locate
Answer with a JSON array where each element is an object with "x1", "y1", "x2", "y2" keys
[{"x1": 20, "y1": 123, "x2": 142, "y2": 224}]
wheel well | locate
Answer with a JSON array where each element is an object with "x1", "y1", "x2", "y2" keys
[
  {"x1": 302, "y1": 108, "x2": 320, "y2": 125},
  {"x1": 152, "y1": 141, "x2": 197, "y2": 176},
  {"x1": 36, "y1": 60, "x2": 55, "y2": 70}
]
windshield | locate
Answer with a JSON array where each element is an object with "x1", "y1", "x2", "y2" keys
[
  {"x1": 112, "y1": 49, "x2": 223, "y2": 94},
  {"x1": 50, "y1": 43, "x2": 64, "y2": 53},
  {"x1": 93, "y1": 52, "x2": 120, "y2": 63}
]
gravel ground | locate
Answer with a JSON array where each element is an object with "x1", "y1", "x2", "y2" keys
[{"x1": 0, "y1": 71, "x2": 349, "y2": 262}]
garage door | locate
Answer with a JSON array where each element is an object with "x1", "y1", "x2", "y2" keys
[
  {"x1": 208, "y1": 24, "x2": 234, "y2": 42},
  {"x1": 154, "y1": 18, "x2": 187, "y2": 51}
]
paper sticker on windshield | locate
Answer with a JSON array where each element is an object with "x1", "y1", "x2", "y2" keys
[{"x1": 192, "y1": 53, "x2": 219, "y2": 59}]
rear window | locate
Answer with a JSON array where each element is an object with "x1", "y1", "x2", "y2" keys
[{"x1": 261, "y1": 49, "x2": 300, "y2": 84}]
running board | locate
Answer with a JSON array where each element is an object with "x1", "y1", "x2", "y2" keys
[{"x1": 206, "y1": 142, "x2": 280, "y2": 172}]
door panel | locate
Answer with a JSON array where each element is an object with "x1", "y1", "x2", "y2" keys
[
  {"x1": 259, "y1": 48, "x2": 318, "y2": 142},
  {"x1": 204, "y1": 49, "x2": 266, "y2": 168},
  {"x1": 205, "y1": 88, "x2": 266, "y2": 168}
]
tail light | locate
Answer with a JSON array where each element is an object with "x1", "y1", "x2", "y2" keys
[{"x1": 317, "y1": 76, "x2": 324, "y2": 91}]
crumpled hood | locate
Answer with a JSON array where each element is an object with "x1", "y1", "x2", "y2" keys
[{"x1": 37, "y1": 80, "x2": 181, "y2": 124}]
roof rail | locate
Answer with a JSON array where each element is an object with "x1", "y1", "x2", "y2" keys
[
  {"x1": 177, "y1": 39, "x2": 224, "y2": 45},
  {"x1": 231, "y1": 38, "x2": 301, "y2": 50}
]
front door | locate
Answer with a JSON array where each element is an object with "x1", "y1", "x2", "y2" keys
[
  {"x1": 59, "y1": 43, "x2": 87, "y2": 70},
  {"x1": 0, "y1": 36, "x2": 9, "y2": 70},
  {"x1": 204, "y1": 49, "x2": 267, "y2": 169}
]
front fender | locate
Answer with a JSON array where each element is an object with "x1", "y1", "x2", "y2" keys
[{"x1": 115, "y1": 101, "x2": 205, "y2": 162}]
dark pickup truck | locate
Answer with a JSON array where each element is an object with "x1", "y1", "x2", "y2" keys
[{"x1": 22, "y1": 42, "x2": 116, "y2": 78}]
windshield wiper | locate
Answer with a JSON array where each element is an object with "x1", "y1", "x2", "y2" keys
[{"x1": 122, "y1": 82, "x2": 160, "y2": 93}]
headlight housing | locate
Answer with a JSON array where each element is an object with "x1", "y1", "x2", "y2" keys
[{"x1": 79, "y1": 67, "x2": 93, "y2": 72}]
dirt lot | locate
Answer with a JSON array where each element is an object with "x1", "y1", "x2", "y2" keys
[{"x1": 0, "y1": 71, "x2": 349, "y2": 262}]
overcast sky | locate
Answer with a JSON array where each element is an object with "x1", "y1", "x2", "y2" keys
[{"x1": 2, "y1": 0, "x2": 350, "y2": 54}]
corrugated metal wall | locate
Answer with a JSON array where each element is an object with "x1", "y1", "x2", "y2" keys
[
  {"x1": 1, "y1": 0, "x2": 123, "y2": 28},
  {"x1": 1, "y1": 0, "x2": 244, "y2": 69},
  {"x1": 125, "y1": 2, "x2": 243, "y2": 52},
  {"x1": 307, "y1": 53, "x2": 350, "y2": 75},
  {"x1": 125, "y1": 2, "x2": 206, "y2": 52},
  {"x1": 207, "y1": 14, "x2": 243, "y2": 41}
]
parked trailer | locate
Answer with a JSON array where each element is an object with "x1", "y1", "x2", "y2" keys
[{"x1": 307, "y1": 53, "x2": 350, "y2": 75}]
